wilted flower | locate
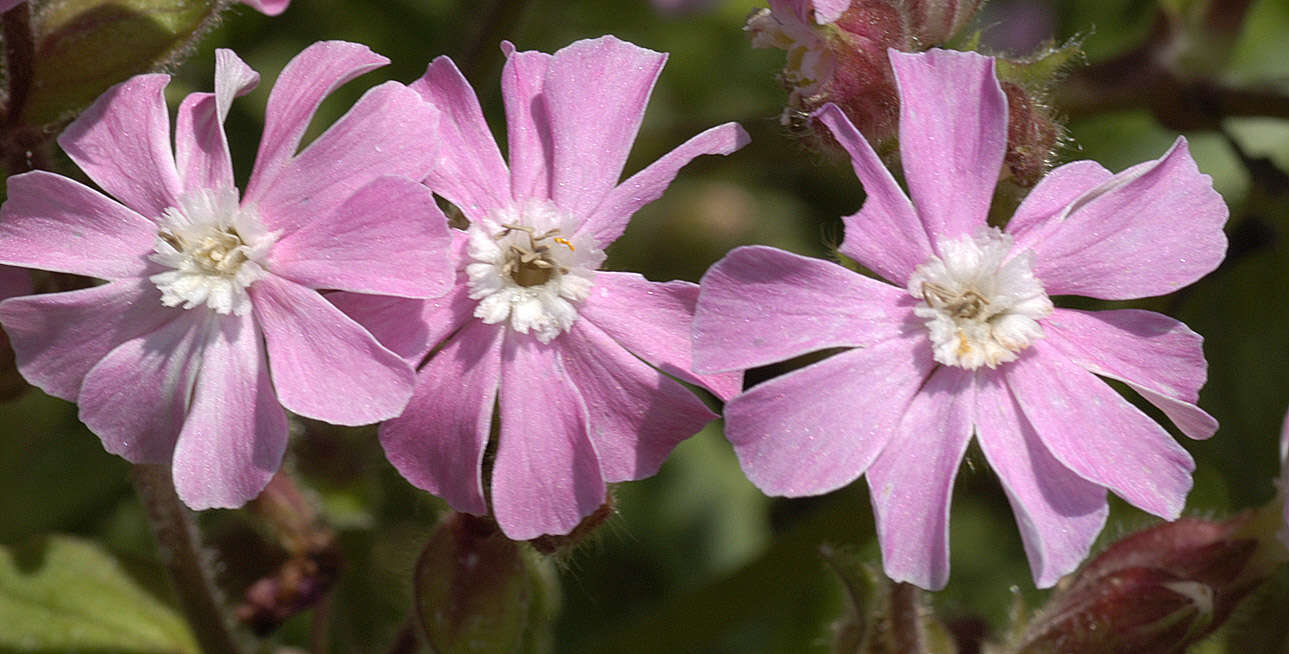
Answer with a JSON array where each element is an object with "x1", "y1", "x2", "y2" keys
[
  {"x1": 693, "y1": 48, "x2": 1227, "y2": 589},
  {"x1": 0, "y1": 42, "x2": 452, "y2": 509},
  {"x1": 336, "y1": 35, "x2": 747, "y2": 540}
]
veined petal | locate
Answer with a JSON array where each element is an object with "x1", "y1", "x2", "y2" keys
[
  {"x1": 58, "y1": 74, "x2": 182, "y2": 219},
  {"x1": 174, "y1": 49, "x2": 259, "y2": 194},
  {"x1": 492, "y1": 335, "x2": 604, "y2": 540},
  {"x1": 268, "y1": 176, "x2": 453, "y2": 298},
  {"x1": 693, "y1": 245, "x2": 915, "y2": 374},
  {"x1": 1007, "y1": 342, "x2": 1195, "y2": 520},
  {"x1": 330, "y1": 276, "x2": 475, "y2": 364},
  {"x1": 889, "y1": 49, "x2": 1007, "y2": 246},
  {"x1": 251, "y1": 274, "x2": 414, "y2": 425},
  {"x1": 1044, "y1": 308, "x2": 1217, "y2": 440},
  {"x1": 78, "y1": 309, "x2": 208, "y2": 464},
  {"x1": 578, "y1": 122, "x2": 749, "y2": 247},
  {"x1": 974, "y1": 371, "x2": 1108, "y2": 588},
  {"x1": 580, "y1": 271, "x2": 740, "y2": 401},
  {"x1": 866, "y1": 366, "x2": 975, "y2": 591},
  {"x1": 245, "y1": 41, "x2": 388, "y2": 202},
  {"x1": 815, "y1": 104, "x2": 932, "y2": 286},
  {"x1": 172, "y1": 311, "x2": 288, "y2": 509},
  {"x1": 726, "y1": 334, "x2": 934, "y2": 497},
  {"x1": 412, "y1": 55, "x2": 512, "y2": 219},
  {"x1": 1024, "y1": 138, "x2": 1229, "y2": 299},
  {"x1": 1006, "y1": 160, "x2": 1111, "y2": 244},
  {"x1": 0, "y1": 171, "x2": 156, "y2": 279},
  {"x1": 544, "y1": 36, "x2": 666, "y2": 221},
  {"x1": 254, "y1": 82, "x2": 439, "y2": 235},
  {"x1": 380, "y1": 321, "x2": 502, "y2": 516},
  {"x1": 561, "y1": 319, "x2": 716, "y2": 483},
  {"x1": 501, "y1": 45, "x2": 554, "y2": 203},
  {"x1": 0, "y1": 280, "x2": 180, "y2": 401}
]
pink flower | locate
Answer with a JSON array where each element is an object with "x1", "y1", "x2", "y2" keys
[
  {"x1": 1280, "y1": 408, "x2": 1289, "y2": 547},
  {"x1": 334, "y1": 36, "x2": 748, "y2": 540},
  {"x1": 0, "y1": 42, "x2": 453, "y2": 509},
  {"x1": 240, "y1": 0, "x2": 289, "y2": 16},
  {"x1": 693, "y1": 49, "x2": 1227, "y2": 589}
]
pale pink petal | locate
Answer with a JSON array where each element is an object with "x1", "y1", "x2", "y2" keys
[
  {"x1": 492, "y1": 335, "x2": 604, "y2": 540},
  {"x1": 768, "y1": 0, "x2": 810, "y2": 23},
  {"x1": 254, "y1": 82, "x2": 438, "y2": 235},
  {"x1": 240, "y1": 0, "x2": 288, "y2": 15},
  {"x1": 1007, "y1": 342, "x2": 1195, "y2": 519},
  {"x1": 174, "y1": 49, "x2": 259, "y2": 193},
  {"x1": 58, "y1": 74, "x2": 182, "y2": 219},
  {"x1": 500, "y1": 46, "x2": 554, "y2": 203},
  {"x1": 560, "y1": 319, "x2": 716, "y2": 482},
  {"x1": 580, "y1": 271, "x2": 740, "y2": 401},
  {"x1": 889, "y1": 49, "x2": 1007, "y2": 246},
  {"x1": 866, "y1": 366, "x2": 975, "y2": 591},
  {"x1": 578, "y1": 122, "x2": 750, "y2": 248},
  {"x1": 0, "y1": 266, "x2": 29, "y2": 300},
  {"x1": 244, "y1": 41, "x2": 388, "y2": 203},
  {"x1": 693, "y1": 245, "x2": 915, "y2": 373},
  {"x1": 411, "y1": 56, "x2": 512, "y2": 219},
  {"x1": 974, "y1": 371, "x2": 1108, "y2": 588},
  {"x1": 77, "y1": 309, "x2": 207, "y2": 464},
  {"x1": 329, "y1": 278, "x2": 475, "y2": 363},
  {"x1": 816, "y1": 103, "x2": 933, "y2": 285},
  {"x1": 811, "y1": 0, "x2": 849, "y2": 23},
  {"x1": 380, "y1": 321, "x2": 502, "y2": 516},
  {"x1": 0, "y1": 171, "x2": 156, "y2": 278},
  {"x1": 268, "y1": 176, "x2": 453, "y2": 298},
  {"x1": 726, "y1": 334, "x2": 934, "y2": 496},
  {"x1": 0, "y1": 280, "x2": 179, "y2": 401},
  {"x1": 251, "y1": 274, "x2": 413, "y2": 425},
  {"x1": 172, "y1": 312, "x2": 288, "y2": 509},
  {"x1": 1044, "y1": 308, "x2": 1217, "y2": 440},
  {"x1": 1006, "y1": 160, "x2": 1110, "y2": 244},
  {"x1": 1024, "y1": 138, "x2": 1229, "y2": 299},
  {"x1": 543, "y1": 36, "x2": 666, "y2": 221}
]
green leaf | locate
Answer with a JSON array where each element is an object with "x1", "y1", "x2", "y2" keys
[
  {"x1": 23, "y1": 0, "x2": 219, "y2": 125},
  {"x1": 0, "y1": 534, "x2": 198, "y2": 653}
]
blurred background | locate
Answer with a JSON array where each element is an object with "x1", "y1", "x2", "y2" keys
[{"x1": 3, "y1": 0, "x2": 1289, "y2": 652}]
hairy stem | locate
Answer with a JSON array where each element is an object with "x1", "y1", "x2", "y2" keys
[
  {"x1": 132, "y1": 464, "x2": 243, "y2": 654},
  {"x1": 889, "y1": 582, "x2": 923, "y2": 654}
]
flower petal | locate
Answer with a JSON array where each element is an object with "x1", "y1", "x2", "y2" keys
[
  {"x1": 0, "y1": 171, "x2": 156, "y2": 279},
  {"x1": 240, "y1": 0, "x2": 289, "y2": 15},
  {"x1": 245, "y1": 41, "x2": 388, "y2": 202},
  {"x1": 543, "y1": 36, "x2": 666, "y2": 220},
  {"x1": 889, "y1": 49, "x2": 1007, "y2": 245},
  {"x1": 174, "y1": 49, "x2": 259, "y2": 194},
  {"x1": 501, "y1": 46, "x2": 554, "y2": 203},
  {"x1": 578, "y1": 122, "x2": 750, "y2": 247},
  {"x1": 580, "y1": 271, "x2": 740, "y2": 401},
  {"x1": 560, "y1": 319, "x2": 715, "y2": 482},
  {"x1": 1007, "y1": 342, "x2": 1195, "y2": 520},
  {"x1": 1025, "y1": 137, "x2": 1228, "y2": 299},
  {"x1": 0, "y1": 280, "x2": 179, "y2": 401},
  {"x1": 380, "y1": 321, "x2": 502, "y2": 516},
  {"x1": 811, "y1": 0, "x2": 849, "y2": 23},
  {"x1": 412, "y1": 55, "x2": 512, "y2": 219},
  {"x1": 816, "y1": 103, "x2": 933, "y2": 285},
  {"x1": 866, "y1": 366, "x2": 975, "y2": 591},
  {"x1": 57, "y1": 74, "x2": 182, "y2": 219},
  {"x1": 1044, "y1": 308, "x2": 1217, "y2": 440},
  {"x1": 268, "y1": 176, "x2": 453, "y2": 298},
  {"x1": 693, "y1": 245, "x2": 915, "y2": 374},
  {"x1": 974, "y1": 371, "x2": 1108, "y2": 588},
  {"x1": 1005, "y1": 160, "x2": 1111, "y2": 244},
  {"x1": 726, "y1": 334, "x2": 934, "y2": 497},
  {"x1": 172, "y1": 312, "x2": 288, "y2": 509},
  {"x1": 329, "y1": 277, "x2": 476, "y2": 363},
  {"x1": 78, "y1": 309, "x2": 207, "y2": 464},
  {"x1": 254, "y1": 82, "x2": 439, "y2": 235},
  {"x1": 492, "y1": 335, "x2": 604, "y2": 540},
  {"x1": 251, "y1": 274, "x2": 414, "y2": 425}
]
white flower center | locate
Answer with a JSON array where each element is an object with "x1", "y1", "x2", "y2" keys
[
  {"x1": 465, "y1": 200, "x2": 604, "y2": 343},
  {"x1": 907, "y1": 228, "x2": 1052, "y2": 370},
  {"x1": 148, "y1": 187, "x2": 275, "y2": 316}
]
